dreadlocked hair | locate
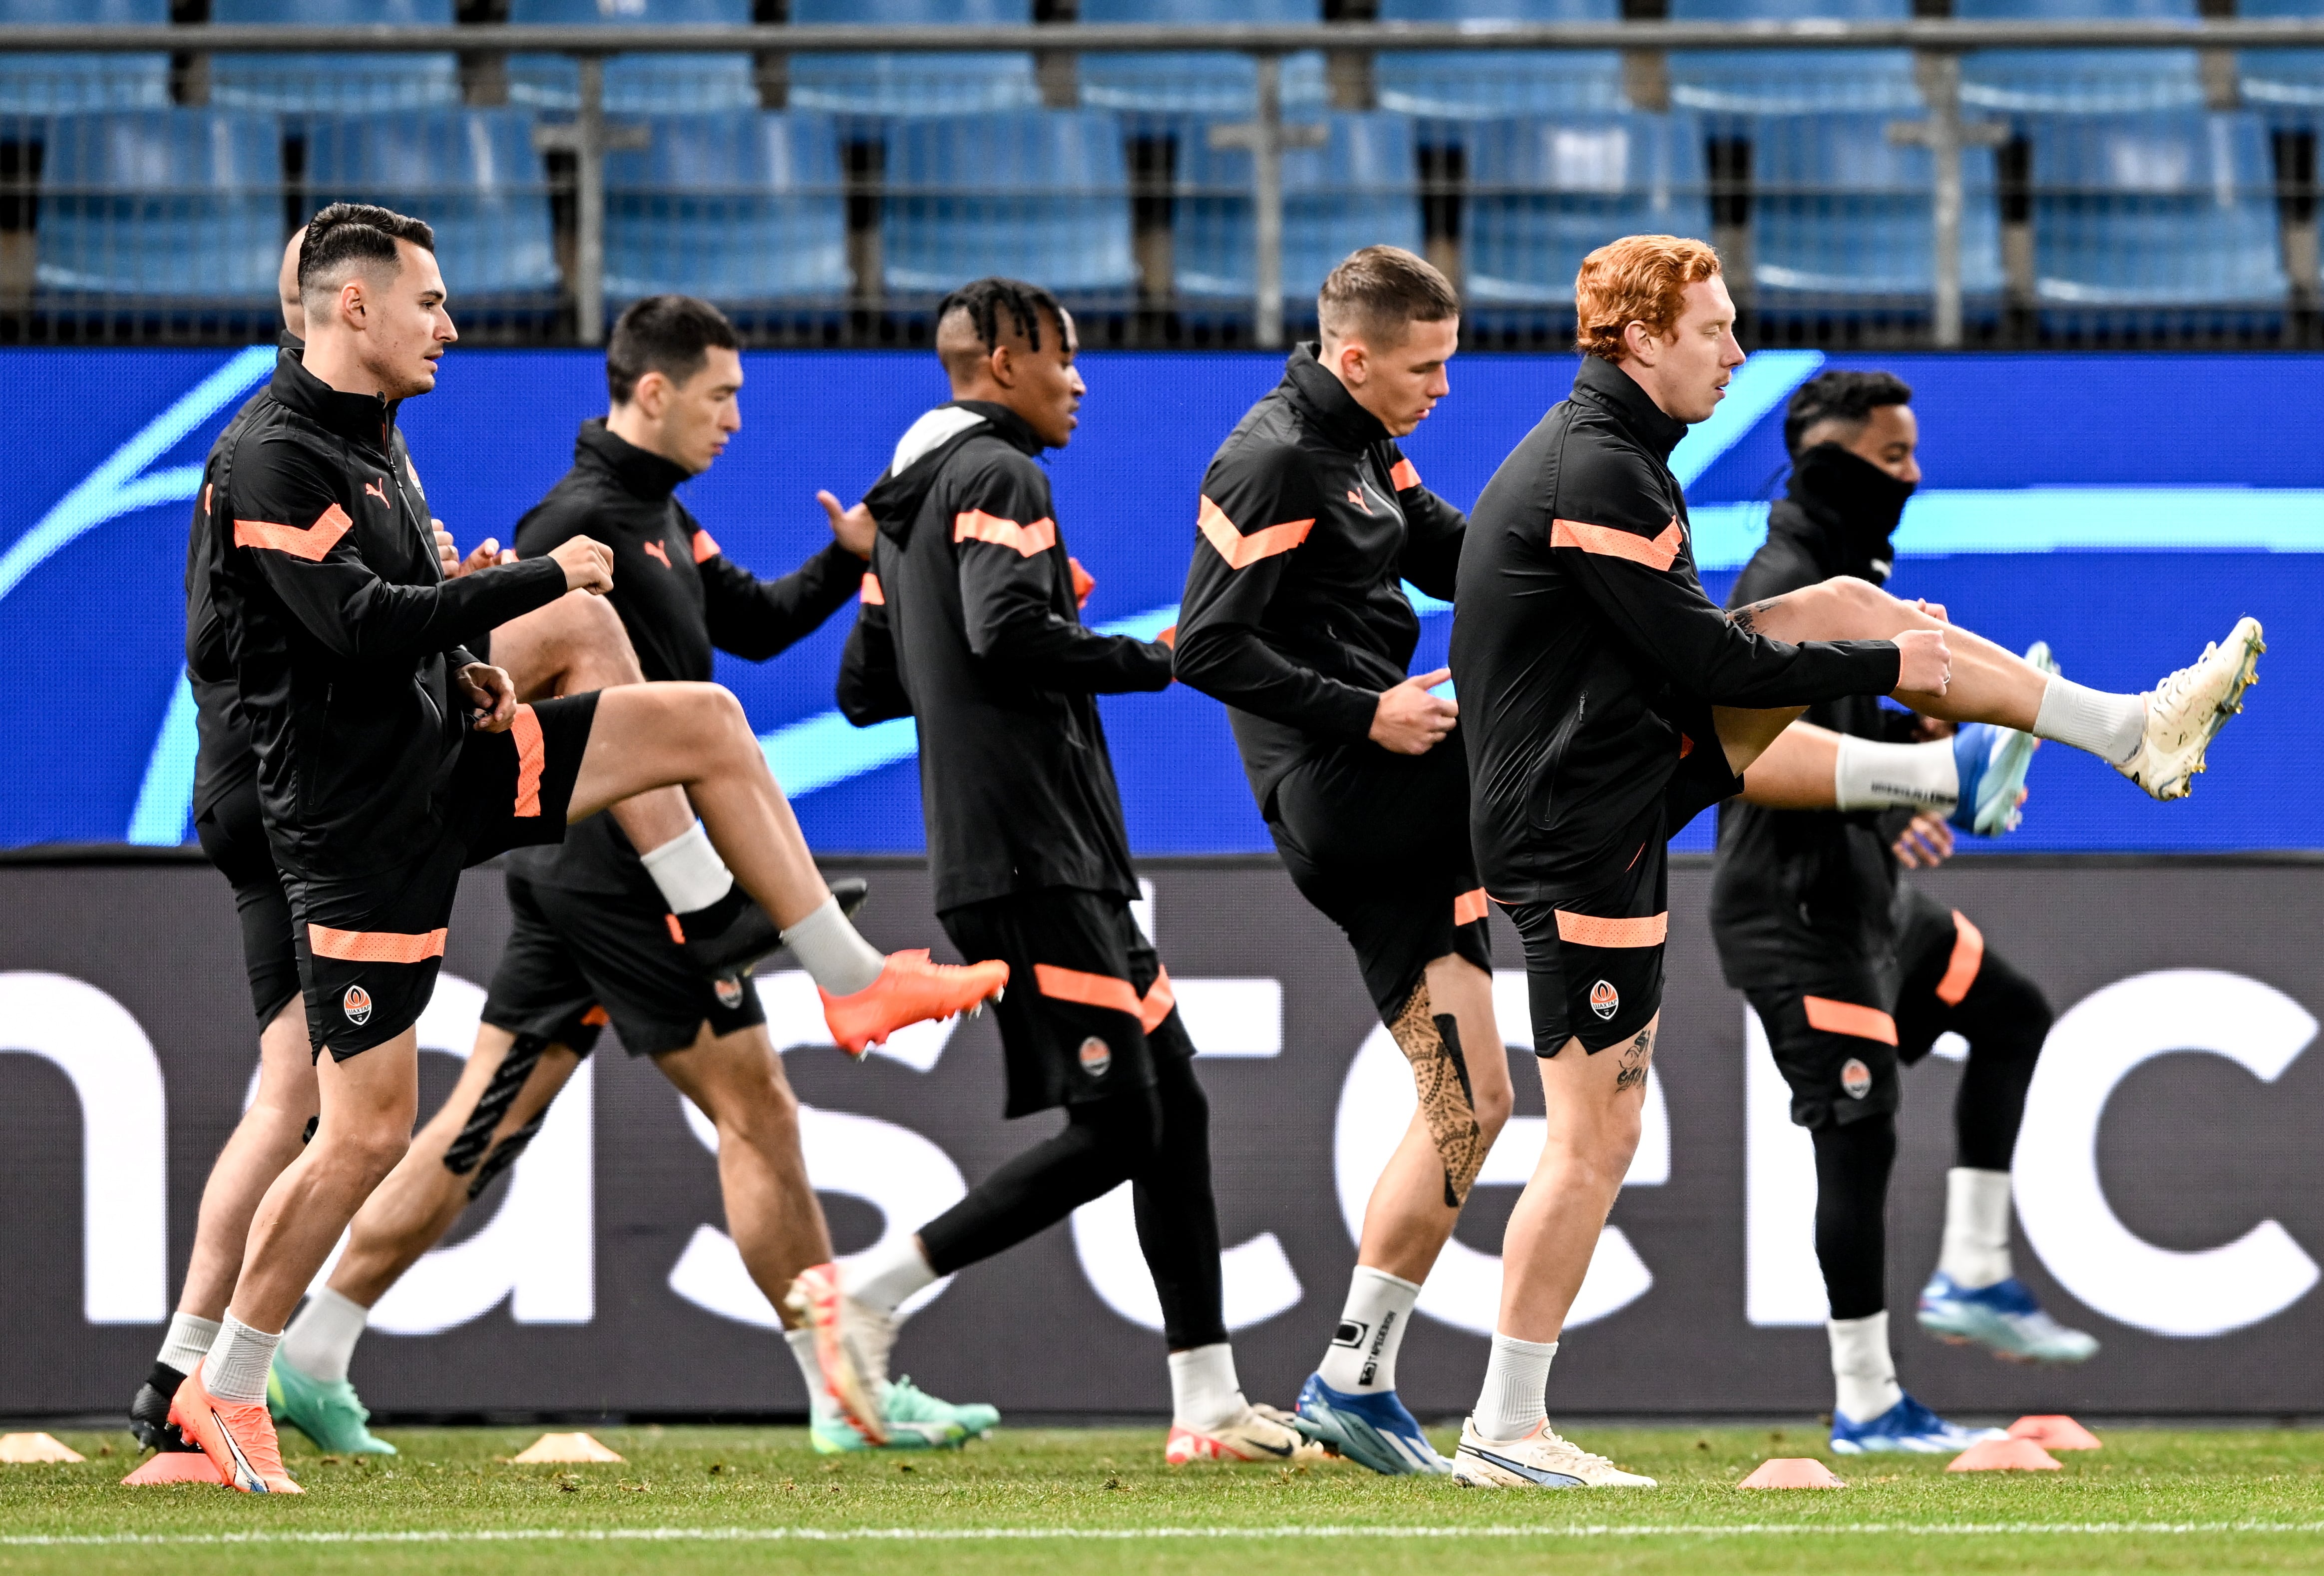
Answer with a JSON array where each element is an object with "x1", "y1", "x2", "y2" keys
[{"x1": 936, "y1": 276, "x2": 1064, "y2": 354}]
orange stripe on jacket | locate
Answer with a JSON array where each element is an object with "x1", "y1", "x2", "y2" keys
[
  {"x1": 309, "y1": 925, "x2": 448, "y2": 964},
  {"x1": 954, "y1": 509, "x2": 1058, "y2": 558},
  {"x1": 1389, "y1": 458, "x2": 1421, "y2": 491},
  {"x1": 510, "y1": 704, "x2": 545, "y2": 818},
  {"x1": 1803, "y1": 995, "x2": 1900, "y2": 1045},
  {"x1": 1139, "y1": 967, "x2": 1176, "y2": 1033},
  {"x1": 1198, "y1": 495, "x2": 1314, "y2": 569},
  {"x1": 1935, "y1": 910, "x2": 1985, "y2": 1006},
  {"x1": 1453, "y1": 888, "x2": 1490, "y2": 927},
  {"x1": 859, "y1": 572, "x2": 885, "y2": 606},
  {"x1": 235, "y1": 502, "x2": 353, "y2": 563},
  {"x1": 1033, "y1": 963, "x2": 1142, "y2": 1017},
  {"x1": 692, "y1": 528, "x2": 722, "y2": 564},
  {"x1": 1549, "y1": 516, "x2": 1686, "y2": 573},
  {"x1": 1553, "y1": 910, "x2": 1668, "y2": 948}
]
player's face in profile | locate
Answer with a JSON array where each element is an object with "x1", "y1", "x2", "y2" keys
[
  {"x1": 1838, "y1": 402, "x2": 1921, "y2": 485},
  {"x1": 1361, "y1": 315, "x2": 1458, "y2": 438},
  {"x1": 1019, "y1": 309, "x2": 1085, "y2": 449},
  {"x1": 1657, "y1": 274, "x2": 1745, "y2": 424},
  {"x1": 367, "y1": 240, "x2": 457, "y2": 399},
  {"x1": 658, "y1": 345, "x2": 745, "y2": 475}
]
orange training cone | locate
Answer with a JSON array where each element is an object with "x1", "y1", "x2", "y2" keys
[
  {"x1": 2009, "y1": 1415, "x2": 2101, "y2": 1450},
  {"x1": 0, "y1": 1432, "x2": 83, "y2": 1463},
  {"x1": 509, "y1": 1432, "x2": 624, "y2": 1464},
  {"x1": 1739, "y1": 1457, "x2": 1848, "y2": 1489},
  {"x1": 122, "y1": 1452, "x2": 227, "y2": 1486},
  {"x1": 1948, "y1": 1436, "x2": 2062, "y2": 1472}
]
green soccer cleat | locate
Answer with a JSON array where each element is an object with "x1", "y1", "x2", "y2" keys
[
  {"x1": 809, "y1": 1375, "x2": 998, "y2": 1454},
  {"x1": 267, "y1": 1353, "x2": 396, "y2": 1455}
]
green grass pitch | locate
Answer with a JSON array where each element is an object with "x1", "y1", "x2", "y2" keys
[{"x1": 3, "y1": 1424, "x2": 2323, "y2": 1575}]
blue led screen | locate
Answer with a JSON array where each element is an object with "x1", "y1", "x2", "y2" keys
[{"x1": 0, "y1": 345, "x2": 2316, "y2": 855}]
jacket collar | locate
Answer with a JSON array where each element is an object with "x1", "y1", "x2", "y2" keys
[
  {"x1": 268, "y1": 346, "x2": 397, "y2": 451},
  {"x1": 951, "y1": 399, "x2": 1044, "y2": 456},
  {"x1": 574, "y1": 418, "x2": 693, "y2": 503},
  {"x1": 1569, "y1": 354, "x2": 1690, "y2": 466},
  {"x1": 1779, "y1": 444, "x2": 1916, "y2": 585},
  {"x1": 1279, "y1": 343, "x2": 1391, "y2": 452}
]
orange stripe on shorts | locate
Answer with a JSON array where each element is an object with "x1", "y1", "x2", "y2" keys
[
  {"x1": 1553, "y1": 910, "x2": 1668, "y2": 948},
  {"x1": 1033, "y1": 963, "x2": 1142, "y2": 1017},
  {"x1": 1453, "y1": 888, "x2": 1490, "y2": 927},
  {"x1": 1803, "y1": 995, "x2": 1900, "y2": 1045},
  {"x1": 1139, "y1": 966, "x2": 1176, "y2": 1033},
  {"x1": 510, "y1": 703, "x2": 544, "y2": 818},
  {"x1": 309, "y1": 925, "x2": 447, "y2": 964},
  {"x1": 1935, "y1": 910, "x2": 1985, "y2": 1006}
]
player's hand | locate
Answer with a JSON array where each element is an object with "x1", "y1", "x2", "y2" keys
[
  {"x1": 1371, "y1": 668, "x2": 1456, "y2": 755},
  {"x1": 1892, "y1": 811, "x2": 1954, "y2": 869},
  {"x1": 549, "y1": 535, "x2": 614, "y2": 595},
  {"x1": 454, "y1": 537, "x2": 515, "y2": 578},
  {"x1": 456, "y1": 662, "x2": 518, "y2": 732},
  {"x1": 816, "y1": 490, "x2": 878, "y2": 559},
  {"x1": 434, "y1": 521, "x2": 458, "y2": 577},
  {"x1": 1915, "y1": 597, "x2": 1949, "y2": 625},
  {"x1": 1892, "y1": 628, "x2": 1951, "y2": 697}
]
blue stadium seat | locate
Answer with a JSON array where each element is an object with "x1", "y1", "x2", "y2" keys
[
  {"x1": 882, "y1": 110, "x2": 1133, "y2": 295},
  {"x1": 507, "y1": 0, "x2": 759, "y2": 114},
  {"x1": 606, "y1": 111, "x2": 848, "y2": 304},
  {"x1": 1463, "y1": 112, "x2": 1709, "y2": 303},
  {"x1": 2238, "y1": 0, "x2": 2324, "y2": 112},
  {"x1": 304, "y1": 110, "x2": 560, "y2": 296},
  {"x1": 0, "y1": 0, "x2": 169, "y2": 114},
  {"x1": 1374, "y1": 0, "x2": 1627, "y2": 119},
  {"x1": 2030, "y1": 112, "x2": 2285, "y2": 308},
  {"x1": 210, "y1": 0, "x2": 460, "y2": 112},
  {"x1": 1749, "y1": 112, "x2": 2003, "y2": 304},
  {"x1": 788, "y1": 0, "x2": 1042, "y2": 116},
  {"x1": 1957, "y1": 0, "x2": 2206, "y2": 114},
  {"x1": 1667, "y1": 0, "x2": 1920, "y2": 114},
  {"x1": 1077, "y1": 0, "x2": 1324, "y2": 117},
  {"x1": 1171, "y1": 111, "x2": 1421, "y2": 301},
  {"x1": 36, "y1": 109, "x2": 281, "y2": 299}
]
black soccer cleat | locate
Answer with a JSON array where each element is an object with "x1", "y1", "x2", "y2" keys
[
  {"x1": 130, "y1": 1362, "x2": 199, "y2": 1453},
  {"x1": 672, "y1": 878, "x2": 870, "y2": 978}
]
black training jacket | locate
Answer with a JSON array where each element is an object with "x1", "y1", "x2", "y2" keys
[
  {"x1": 835, "y1": 400, "x2": 1172, "y2": 914},
  {"x1": 1710, "y1": 445, "x2": 1924, "y2": 988},
  {"x1": 503, "y1": 419, "x2": 864, "y2": 895},
  {"x1": 1451, "y1": 355, "x2": 1904, "y2": 903},
  {"x1": 190, "y1": 349, "x2": 569, "y2": 880},
  {"x1": 1173, "y1": 343, "x2": 1466, "y2": 812}
]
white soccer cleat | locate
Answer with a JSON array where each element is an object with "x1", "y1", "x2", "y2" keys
[
  {"x1": 783, "y1": 1262, "x2": 899, "y2": 1447},
  {"x1": 2115, "y1": 616, "x2": 2264, "y2": 801},
  {"x1": 1165, "y1": 1402, "x2": 1330, "y2": 1466},
  {"x1": 1450, "y1": 1416, "x2": 1657, "y2": 1488}
]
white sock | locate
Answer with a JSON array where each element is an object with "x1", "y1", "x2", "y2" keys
[
  {"x1": 1316, "y1": 1265, "x2": 1422, "y2": 1394},
  {"x1": 1833, "y1": 734, "x2": 1960, "y2": 813},
  {"x1": 201, "y1": 1312, "x2": 283, "y2": 1406},
  {"x1": 1167, "y1": 1342, "x2": 1247, "y2": 1432},
  {"x1": 2032, "y1": 675, "x2": 2145, "y2": 764},
  {"x1": 155, "y1": 1312, "x2": 220, "y2": 1378},
  {"x1": 782, "y1": 893, "x2": 885, "y2": 996},
  {"x1": 279, "y1": 1287, "x2": 369, "y2": 1385},
  {"x1": 1938, "y1": 1166, "x2": 2015, "y2": 1289},
  {"x1": 1828, "y1": 1311, "x2": 1903, "y2": 1424},
  {"x1": 783, "y1": 1326, "x2": 840, "y2": 1423},
  {"x1": 1473, "y1": 1331, "x2": 1557, "y2": 1441},
  {"x1": 844, "y1": 1233, "x2": 935, "y2": 1317},
  {"x1": 637, "y1": 819, "x2": 736, "y2": 914}
]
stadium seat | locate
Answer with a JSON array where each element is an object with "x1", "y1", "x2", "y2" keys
[
  {"x1": 882, "y1": 110, "x2": 1134, "y2": 295},
  {"x1": 1463, "y1": 112, "x2": 1709, "y2": 303},
  {"x1": 209, "y1": 0, "x2": 461, "y2": 113},
  {"x1": 303, "y1": 110, "x2": 560, "y2": 296},
  {"x1": 0, "y1": 0, "x2": 169, "y2": 115},
  {"x1": 606, "y1": 111, "x2": 848, "y2": 304},
  {"x1": 787, "y1": 0, "x2": 1042, "y2": 117},
  {"x1": 1667, "y1": 0, "x2": 1921, "y2": 115},
  {"x1": 1171, "y1": 110, "x2": 1422, "y2": 301},
  {"x1": 1750, "y1": 112, "x2": 2004, "y2": 305},
  {"x1": 507, "y1": 0, "x2": 760, "y2": 115},
  {"x1": 1374, "y1": 0, "x2": 1628, "y2": 120},
  {"x1": 1076, "y1": 0, "x2": 1325, "y2": 118},
  {"x1": 35, "y1": 109, "x2": 282, "y2": 300},
  {"x1": 2238, "y1": 0, "x2": 2324, "y2": 112},
  {"x1": 1957, "y1": 0, "x2": 2207, "y2": 114},
  {"x1": 2030, "y1": 112, "x2": 2286, "y2": 308}
]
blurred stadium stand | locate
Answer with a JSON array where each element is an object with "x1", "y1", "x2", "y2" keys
[
  {"x1": 1374, "y1": 0, "x2": 1628, "y2": 119},
  {"x1": 507, "y1": 0, "x2": 759, "y2": 115},
  {"x1": 786, "y1": 0, "x2": 1042, "y2": 115},
  {"x1": 209, "y1": 0, "x2": 461, "y2": 113}
]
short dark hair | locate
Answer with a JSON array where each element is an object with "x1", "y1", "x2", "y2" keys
[
  {"x1": 1784, "y1": 369, "x2": 1914, "y2": 457},
  {"x1": 1317, "y1": 245, "x2": 1459, "y2": 344},
  {"x1": 299, "y1": 203, "x2": 434, "y2": 299},
  {"x1": 935, "y1": 277, "x2": 1066, "y2": 362},
  {"x1": 606, "y1": 295, "x2": 741, "y2": 405}
]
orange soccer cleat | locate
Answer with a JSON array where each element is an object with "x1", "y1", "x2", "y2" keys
[
  {"x1": 168, "y1": 1367, "x2": 302, "y2": 1495},
  {"x1": 820, "y1": 950, "x2": 1008, "y2": 1058}
]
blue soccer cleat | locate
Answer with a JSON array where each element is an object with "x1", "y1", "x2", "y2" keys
[
  {"x1": 1918, "y1": 1271, "x2": 2100, "y2": 1364},
  {"x1": 1289, "y1": 1372, "x2": 1453, "y2": 1475},
  {"x1": 1946, "y1": 640, "x2": 2056, "y2": 837},
  {"x1": 1830, "y1": 1391, "x2": 2006, "y2": 1455}
]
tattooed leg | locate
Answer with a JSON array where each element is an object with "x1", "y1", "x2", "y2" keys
[
  {"x1": 1613, "y1": 1023, "x2": 1654, "y2": 1093},
  {"x1": 1391, "y1": 980, "x2": 1492, "y2": 1208}
]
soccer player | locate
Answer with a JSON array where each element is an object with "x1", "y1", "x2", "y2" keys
[
  {"x1": 822, "y1": 277, "x2": 1315, "y2": 1464},
  {"x1": 1712, "y1": 369, "x2": 2097, "y2": 1456},
  {"x1": 173, "y1": 206, "x2": 1004, "y2": 1494},
  {"x1": 1447, "y1": 234, "x2": 2259, "y2": 1489},
  {"x1": 266, "y1": 296, "x2": 994, "y2": 1458}
]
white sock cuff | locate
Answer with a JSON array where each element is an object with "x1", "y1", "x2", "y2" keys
[
  {"x1": 782, "y1": 893, "x2": 885, "y2": 997},
  {"x1": 156, "y1": 1312, "x2": 221, "y2": 1378},
  {"x1": 280, "y1": 1287, "x2": 370, "y2": 1386},
  {"x1": 1939, "y1": 1167, "x2": 2015, "y2": 1289},
  {"x1": 202, "y1": 1313, "x2": 283, "y2": 1406},
  {"x1": 1167, "y1": 1342, "x2": 1244, "y2": 1432},
  {"x1": 1350, "y1": 1265, "x2": 1423, "y2": 1296},
  {"x1": 1474, "y1": 1331, "x2": 1558, "y2": 1442},
  {"x1": 2033, "y1": 675, "x2": 2145, "y2": 765},
  {"x1": 1834, "y1": 734, "x2": 1962, "y2": 813},
  {"x1": 638, "y1": 820, "x2": 735, "y2": 914},
  {"x1": 844, "y1": 1234, "x2": 936, "y2": 1316},
  {"x1": 783, "y1": 1326, "x2": 839, "y2": 1421}
]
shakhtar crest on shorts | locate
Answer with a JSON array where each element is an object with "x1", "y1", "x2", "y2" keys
[
  {"x1": 342, "y1": 984, "x2": 372, "y2": 1025},
  {"x1": 1841, "y1": 1057, "x2": 1873, "y2": 1100},
  {"x1": 714, "y1": 975, "x2": 744, "y2": 1009},
  {"x1": 1589, "y1": 979, "x2": 1619, "y2": 1020},
  {"x1": 1078, "y1": 1035, "x2": 1112, "y2": 1078}
]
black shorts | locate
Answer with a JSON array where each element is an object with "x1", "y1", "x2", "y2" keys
[
  {"x1": 940, "y1": 888, "x2": 1192, "y2": 1119},
  {"x1": 194, "y1": 772, "x2": 301, "y2": 1027},
  {"x1": 288, "y1": 694, "x2": 597, "y2": 1060},
  {"x1": 1891, "y1": 883, "x2": 2005, "y2": 1063},
  {"x1": 1267, "y1": 737, "x2": 1491, "y2": 1023},
  {"x1": 481, "y1": 871, "x2": 765, "y2": 1058},
  {"x1": 1748, "y1": 979, "x2": 1910, "y2": 1130}
]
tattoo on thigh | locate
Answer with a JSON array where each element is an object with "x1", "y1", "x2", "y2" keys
[
  {"x1": 1614, "y1": 1027, "x2": 1653, "y2": 1093},
  {"x1": 1729, "y1": 599, "x2": 1778, "y2": 636},
  {"x1": 1390, "y1": 982, "x2": 1489, "y2": 1209}
]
